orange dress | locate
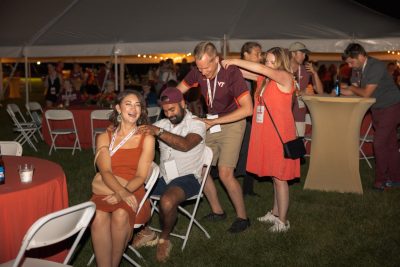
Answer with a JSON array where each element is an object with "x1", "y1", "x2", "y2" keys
[
  {"x1": 91, "y1": 132, "x2": 151, "y2": 227},
  {"x1": 246, "y1": 78, "x2": 300, "y2": 180}
]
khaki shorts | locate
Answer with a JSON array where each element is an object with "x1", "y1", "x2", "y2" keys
[{"x1": 206, "y1": 119, "x2": 246, "y2": 168}]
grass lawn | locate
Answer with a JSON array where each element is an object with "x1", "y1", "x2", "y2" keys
[{"x1": 1, "y1": 81, "x2": 399, "y2": 267}]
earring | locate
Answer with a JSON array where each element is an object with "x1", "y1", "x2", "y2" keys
[{"x1": 117, "y1": 112, "x2": 122, "y2": 123}]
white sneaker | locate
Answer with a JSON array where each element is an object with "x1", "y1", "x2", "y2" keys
[
  {"x1": 268, "y1": 219, "x2": 290, "y2": 233},
  {"x1": 257, "y1": 211, "x2": 279, "y2": 224}
]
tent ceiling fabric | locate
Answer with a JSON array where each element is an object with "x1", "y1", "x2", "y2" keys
[{"x1": 1, "y1": 0, "x2": 399, "y2": 58}]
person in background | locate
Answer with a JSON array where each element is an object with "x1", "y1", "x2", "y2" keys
[
  {"x1": 44, "y1": 63, "x2": 63, "y2": 107},
  {"x1": 177, "y1": 41, "x2": 253, "y2": 233},
  {"x1": 133, "y1": 87, "x2": 206, "y2": 262},
  {"x1": 222, "y1": 47, "x2": 300, "y2": 232},
  {"x1": 142, "y1": 80, "x2": 158, "y2": 107},
  {"x1": 58, "y1": 79, "x2": 82, "y2": 107},
  {"x1": 70, "y1": 63, "x2": 84, "y2": 92},
  {"x1": 90, "y1": 90, "x2": 154, "y2": 267},
  {"x1": 236, "y1": 41, "x2": 262, "y2": 197},
  {"x1": 340, "y1": 43, "x2": 400, "y2": 190},
  {"x1": 288, "y1": 42, "x2": 324, "y2": 164}
]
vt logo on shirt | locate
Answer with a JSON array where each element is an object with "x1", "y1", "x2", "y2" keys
[{"x1": 217, "y1": 81, "x2": 225, "y2": 87}]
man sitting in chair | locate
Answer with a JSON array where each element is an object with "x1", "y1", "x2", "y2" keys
[{"x1": 136, "y1": 87, "x2": 206, "y2": 262}]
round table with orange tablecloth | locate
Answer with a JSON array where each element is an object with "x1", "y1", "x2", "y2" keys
[
  {"x1": 0, "y1": 156, "x2": 69, "y2": 263},
  {"x1": 42, "y1": 106, "x2": 112, "y2": 149}
]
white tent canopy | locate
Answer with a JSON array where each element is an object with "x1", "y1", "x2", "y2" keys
[{"x1": 1, "y1": 0, "x2": 400, "y2": 58}]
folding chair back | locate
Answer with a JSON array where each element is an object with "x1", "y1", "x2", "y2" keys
[
  {"x1": 0, "y1": 141, "x2": 23, "y2": 156},
  {"x1": 45, "y1": 110, "x2": 81, "y2": 155},
  {"x1": 7, "y1": 201, "x2": 96, "y2": 267},
  {"x1": 150, "y1": 146, "x2": 213, "y2": 250},
  {"x1": 147, "y1": 106, "x2": 161, "y2": 123},
  {"x1": 25, "y1": 101, "x2": 44, "y2": 126},
  {"x1": 90, "y1": 109, "x2": 112, "y2": 153},
  {"x1": 359, "y1": 122, "x2": 374, "y2": 168},
  {"x1": 6, "y1": 104, "x2": 38, "y2": 151}
]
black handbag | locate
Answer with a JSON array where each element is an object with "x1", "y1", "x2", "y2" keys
[{"x1": 262, "y1": 95, "x2": 306, "y2": 160}]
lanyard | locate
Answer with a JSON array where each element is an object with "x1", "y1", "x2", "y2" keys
[
  {"x1": 109, "y1": 127, "x2": 137, "y2": 157},
  {"x1": 206, "y1": 64, "x2": 221, "y2": 109}
]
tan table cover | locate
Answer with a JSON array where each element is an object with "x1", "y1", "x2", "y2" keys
[{"x1": 302, "y1": 95, "x2": 375, "y2": 194}]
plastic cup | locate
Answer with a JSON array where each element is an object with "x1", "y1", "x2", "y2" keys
[{"x1": 19, "y1": 164, "x2": 34, "y2": 183}]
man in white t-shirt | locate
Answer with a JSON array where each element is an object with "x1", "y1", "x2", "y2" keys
[{"x1": 134, "y1": 87, "x2": 206, "y2": 262}]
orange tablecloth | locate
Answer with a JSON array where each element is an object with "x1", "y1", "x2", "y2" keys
[
  {"x1": 42, "y1": 106, "x2": 112, "y2": 149},
  {"x1": 0, "y1": 156, "x2": 69, "y2": 263}
]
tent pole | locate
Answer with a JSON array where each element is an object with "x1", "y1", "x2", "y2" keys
[
  {"x1": 120, "y1": 59, "x2": 124, "y2": 93},
  {"x1": 223, "y1": 34, "x2": 227, "y2": 58},
  {"x1": 114, "y1": 52, "x2": 119, "y2": 92},
  {"x1": 0, "y1": 60, "x2": 3, "y2": 102},
  {"x1": 24, "y1": 56, "x2": 29, "y2": 106}
]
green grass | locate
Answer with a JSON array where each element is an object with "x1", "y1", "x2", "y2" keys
[{"x1": 1, "y1": 81, "x2": 400, "y2": 267}]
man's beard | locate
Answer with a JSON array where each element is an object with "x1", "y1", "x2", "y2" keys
[{"x1": 168, "y1": 106, "x2": 185, "y2": 125}]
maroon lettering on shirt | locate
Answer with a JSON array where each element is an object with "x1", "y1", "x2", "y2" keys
[{"x1": 182, "y1": 65, "x2": 249, "y2": 116}]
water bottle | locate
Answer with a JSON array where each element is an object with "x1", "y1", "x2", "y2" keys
[
  {"x1": 334, "y1": 79, "x2": 340, "y2": 97},
  {"x1": 0, "y1": 154, "x2": 5, "y2": 185}
]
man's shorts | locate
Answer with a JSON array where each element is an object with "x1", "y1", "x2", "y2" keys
[
  {"x1": 206, "y1": 119, "x2": 246, "y2": 168},
  {"x1": 151, "y1": 174, "x2": 200, "y2": 199}
]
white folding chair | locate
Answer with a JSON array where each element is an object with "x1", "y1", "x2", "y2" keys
[
  {"x1": 6, "y1": 104, "x2": 39, "y2": 151},
  {"x1": 0, "y1": 201, "x2": 96, "y2": 267},
  {"x1": 87, "y1": 162, "x2": 160, "y2": 267},
  {"x1": 45, "y1": 110, "x2": 81, "y2": 155},
  {"x1": 25, "y1": 101, "x2": 44, "y2": 140},
  {"x1": 147, "y1": 106, "x2": 161, "y2": 123},
  {"x1": 0, "y1": 141, "x2": 23, "y2": 156},
  {"x1": 150, "y1": 146, "x2": 213, "y2": 250},
  {"x1": 359, "y1": 122, "x2": 374, "y2": 168},
  {"x1": 90, "y1": 109, "x2": 112, "y2": 153}
]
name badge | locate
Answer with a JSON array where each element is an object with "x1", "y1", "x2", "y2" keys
[
  {"x1": 50, "y1": 87, "x2": 56, "y2": 95},
  {"x1": 297, "y1": 97, "x2": 305, "y2": 109},
  {"x1": 207, "y1": 114, "x2": 221, "y2": 133},
  {"x1": 163, "y1": 159, "x2": 179, "y2": 184},
  {"x1": 256, "y1": 105, "x2": 264, "y2": 123}
]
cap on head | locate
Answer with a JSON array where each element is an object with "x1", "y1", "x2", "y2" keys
[
  {"x1": 289, "y1": 42, "x2": 310, "y2": 53},
  {"x1": 160, "y1": 87, "x2": 183, "y2": 105}
]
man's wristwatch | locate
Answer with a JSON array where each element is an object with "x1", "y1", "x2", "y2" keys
[{"x1": 156, "y1": 127, "x2": 164, "y2": 138}]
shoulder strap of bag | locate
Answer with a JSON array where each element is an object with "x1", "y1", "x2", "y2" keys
[{"x1": 261, "y1": 80, "x2": 299, "y2": 145}]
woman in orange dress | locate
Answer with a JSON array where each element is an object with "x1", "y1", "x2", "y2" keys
[
  {"x1": 222, "y1": 47, "x2": 300, "y2": 233},
  {"x1": 91, "y1": 90, "x2": 155, "y2": 267}
]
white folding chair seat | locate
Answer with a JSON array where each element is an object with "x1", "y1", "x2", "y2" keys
[
  {"x1": 90, "y1": 109, "x2": 112, "y2": 153},
  {"x1": 6, "y1": 104, "x2": 39, "y2": 151},
  {"x1": 87, "y1": 163, "x2": 160, "y2": 267},
  {"x1": 25, "y1": 101, "x2": 44, "y2": 140},
  {"x1": 359, "y1": 122, "x2": 374, "y2": 168},
  {"x1": 0, "y1": 201, "x2": 96, "y2": 267},
  {"x1": 45, "y1": 110, "x2": 81, "y2": 155},
  {"x1": 150, "y1": 146, "x2": 213, "y2": 250},
  {"x1": 147, "y1": 107, "x2": 161, "y2": 123},
  {"x1": 0, "y1": 141, "x2": 23, "y2": 156}
]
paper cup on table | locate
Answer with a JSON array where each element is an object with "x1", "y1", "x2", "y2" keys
[{"x1": 19, "y1": 164, "x2": 34, "y2": 183}]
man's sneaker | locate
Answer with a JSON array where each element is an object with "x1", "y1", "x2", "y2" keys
[
  {"x1": 257, "y1": 211, "x2": 279, "y2": 224},
  {"x1": 268, "y1": 219, "x2": 290, "y2": 233},
  {"x1": 228, "y1": 218, "x2": 250, "y2": 233},
  {"x1": 132, "y1": 228, "x2": 158, "y2": 249},
  {"x1": 202, "y1": 212, "x2": 227, "y2": 222},
  {"x1": 385, "y1": 180, "x2": 400, "y2": 188},
  {"x1": 156, "y1": 238, "x2": 172, "y2": 263}
]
